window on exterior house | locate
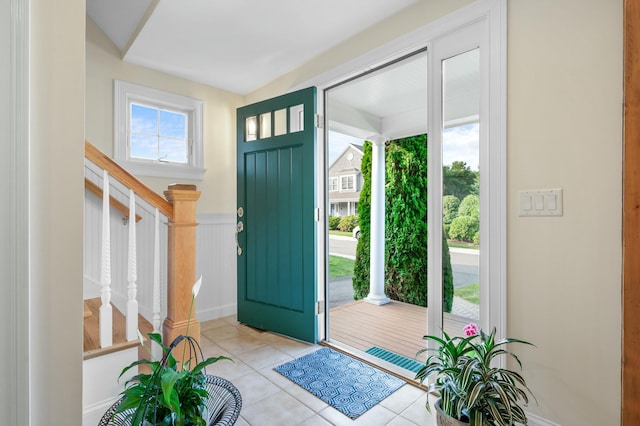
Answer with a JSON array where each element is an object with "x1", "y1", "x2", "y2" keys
[
  {"x1": 340, "y1": 175, "x2": 354, "y2": 191},
  {"x1": 114, "y1": 80, "x2": 205, "y2": 180},
  {"x1": 329, "y1": 177, "x2": 338, "y2": 192}
]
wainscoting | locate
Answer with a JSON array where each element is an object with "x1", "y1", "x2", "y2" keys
[
  {"x1": 195, "y1": 213, "x2": 237, "y2": 321},
  {"x1": 83, "y1": 181, "x2": 237, "y2": 326}
]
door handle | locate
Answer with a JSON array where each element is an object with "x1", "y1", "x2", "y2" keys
[{"x1": 235, "y1": 220, "x2": 244, "y2": 255}]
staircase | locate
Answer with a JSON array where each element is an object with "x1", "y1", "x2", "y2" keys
[
  {"x1": 83, "y1": 298, "x2": 152, "y2": 359},
  {"x1": 82, "y1": 141, "x2": 202, "y2": 425}
]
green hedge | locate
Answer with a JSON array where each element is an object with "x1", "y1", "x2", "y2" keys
[
  {"x1": 352, "y1": 136, "x2": 454, "y2": 311},
  {"x1": 338, "y1": 215, "x2": 359, "y2": 232},
  {"x1": 353, "y1": 142, "x2": 373, "y2": 300},
  {"x1": 328, "y1": 215, "x2": 340, "y2": 230}
]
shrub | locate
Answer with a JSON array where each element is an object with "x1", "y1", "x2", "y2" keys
[
  {"x1": 385, "y1": 135, "x2": 428, "y2": 306},
  {"x1": 458, "y1": 194, "x2": 479, "y2": 219},
  {"x1": 328, "y1": 215, "x2": 341, "y2": 230},
  {"x1": 448, "y1": 215, "x2": 479, "y2": 243},
  {"x1": 338, "y1": 215, "x2": 359, "y2": 232},
  {"x1": 353, "y1": 142, "x2": 373, "y2": 300},
  {"x1": 443, "y1": 195, "x2": 460, "y2": 225},
  {"x1": 352, "y1": 135, "x2": 454, "y2": 312}
]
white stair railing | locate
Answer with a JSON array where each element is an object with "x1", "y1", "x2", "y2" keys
[
  {"x1": 100, "y1": 170, "x2": 113, "y2": 348},
  {"x1": 152, "y1": 207, "x2": 162, "y2": 360},
  {"x1": 126, "y1": 189, "x2": 139, "y2": 341}
]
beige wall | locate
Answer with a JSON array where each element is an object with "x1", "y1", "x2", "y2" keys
[
  {"x1": 508, "y1": 1, "x2": 622, "y2": 425},
  {"x1": 86, "y1": 17, "x2": 244, "y2": 213},
  {"x1": 30, "y1": 0, "x2": 86, "y2": 424},
  {"x1": 248, "y1": 1, "x2": 623, "y2": 425}
]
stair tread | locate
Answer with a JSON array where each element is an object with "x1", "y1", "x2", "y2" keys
[{"x1": 83, "y1": 297, "x2": 153, "y2": 360}]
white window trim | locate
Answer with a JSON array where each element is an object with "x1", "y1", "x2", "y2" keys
[
  {"x1": 114, "y1": 80, "x2": 206, "y2": 180},
  {"x1": 340, "y1": 174, "x2": 355, "y2": 192}
]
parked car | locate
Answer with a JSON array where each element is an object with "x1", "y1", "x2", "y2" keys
[{"x1": 352, "y1": 226, "x2": 361, "y2": 239}]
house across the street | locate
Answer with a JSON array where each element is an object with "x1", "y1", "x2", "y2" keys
[{"x1": 328, "y1": 143, "x2": 364, "y2": 217}]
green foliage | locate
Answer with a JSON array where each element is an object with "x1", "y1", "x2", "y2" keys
[
  {"x1": 385, "y1": 135, "x2": 428, "y2": 306},
  {"x1": 353, "y1": 142, "x2": 372, "y2": 300},
  {"x1": 443, "y1": 161, "x2": 478, "y2": 200},
  {"x1": 117, "y1": 333, "x2": 232, "y2": 426},
  {"x1": 328, "y1": 215, "x2": 341, "y2": 230},
  {"x1": 458, "y1": 194, "x2": 479, "y2": 219},
  {"x1": 352, "y1": 135, "x2": 454, "y2": 312},
  {"x1": 416, "y1": 327, "x2": 536, "y2": 426},
  {"x1": 442, "y1": 234, "x2": 454, "y2": 313},
  {"x1": 337, "y1": 215, "x2": 359, "y2": 232},
  {"x1": 443, "y1": 195, "x2": 460, "y2": 225},
  {"x1": 448, "y1": 215, "x2": 479, "y2": 243}
]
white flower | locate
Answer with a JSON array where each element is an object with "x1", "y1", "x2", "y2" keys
[
  {"x1": 137, "y1": 329, "x2": 145, "y2": 346},
  {"x1": 192, "y1": 275, "x2": 203, "y2": 298}
]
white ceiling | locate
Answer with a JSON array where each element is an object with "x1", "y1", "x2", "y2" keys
[
  {"x1": 86, "y1": 0, "x2": 478, "y2": 141},
  {"x1": 86, "y1": 0, "x2": 417, "y2": 95}
]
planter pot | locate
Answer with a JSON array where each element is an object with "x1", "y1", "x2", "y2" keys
[{"x1": 434, "y1": 398, "x2": 469, "y2": 426}]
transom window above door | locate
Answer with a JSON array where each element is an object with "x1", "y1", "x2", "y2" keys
[{"x1": 114, "y1": 80, "x2": 205, "y2": 180}]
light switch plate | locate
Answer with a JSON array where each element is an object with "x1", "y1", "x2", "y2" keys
[{"x1": 518, "y1": 188, "x2": 563, "y2": 217}]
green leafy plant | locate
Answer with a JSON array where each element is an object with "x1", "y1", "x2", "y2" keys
[
  {"x1": 117, "y1": 333, "x2": 232, "y2": 426},
  {"x1": 415, "y1": 324, "x2": 536, "y2": 426},
  {"x1": 337, "y1": 214, "x2": 359, "y2": 232},
  {"x1": 115, "y1": 277, "x2": 232, "y2": 426},
  {"x1": 328, "y1": 215, "x2": 341, "y2": 230}
]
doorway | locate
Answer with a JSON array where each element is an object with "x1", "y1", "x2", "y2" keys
[{"x1": 324, "y1": 47, "x2": 482, "y2": 376}]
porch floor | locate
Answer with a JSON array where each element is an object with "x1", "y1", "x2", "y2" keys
[{"x1": 329, "y1": 299, "x2": 428, "y2": 364}]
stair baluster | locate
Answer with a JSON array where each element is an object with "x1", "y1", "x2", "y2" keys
[
  {"x1": 126, "y1": 189, "x2": 138, "y2": 341},
  {"x1": 152, "y1": 207, "x2": 162, "y2": 360},
  {"x1": 99, "y1": 170, "x2": 113, "y2": 348}
]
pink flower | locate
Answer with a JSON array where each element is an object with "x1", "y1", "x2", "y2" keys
[{"x1": 463, "y1": 323, "x2": 479, "y2": 337}]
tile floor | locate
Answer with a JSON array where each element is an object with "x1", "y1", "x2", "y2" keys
[{"x1": 199, "y1": 315, "x2": 437, "y2": 426}]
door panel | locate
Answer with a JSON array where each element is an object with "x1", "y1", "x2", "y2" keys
[{"x1": 237, "y1": 87, "x2": 317, "y2": 343}]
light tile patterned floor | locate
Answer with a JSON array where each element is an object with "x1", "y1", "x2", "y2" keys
[{"x1": 200, "y1": 315, "x2": 437, "y2": 426}]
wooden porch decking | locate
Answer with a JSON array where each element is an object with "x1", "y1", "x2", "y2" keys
[{"x1": 329, "y1": 299, "x2": 429, "y2": 364}]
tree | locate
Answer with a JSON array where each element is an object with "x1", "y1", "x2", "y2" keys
[
  {"x1": 352, "y1": 142, "x2": 372, "y2": 300},
  {"x1": 352, "y1": 135, "x2": 454, "y2": 311},
  {"x1": 443, "y1": 161, "x2": 478, "y2": 200},
  {"x1": 385, "y1": 135, "x2": 428, "y2": 306}
]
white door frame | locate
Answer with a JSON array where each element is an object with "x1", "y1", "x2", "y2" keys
[{"x1": 296, "y1": 0, "x2": 507, "y2": 344}]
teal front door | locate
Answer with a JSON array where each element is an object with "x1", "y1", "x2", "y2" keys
[{"x1": 236, "y1": 87, "x2": 317, "y2": 343}]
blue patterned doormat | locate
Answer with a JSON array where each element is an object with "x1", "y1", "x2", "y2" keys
[
  {"x1": 364, "y1": 346, "x2": 424, "y2": 373},
  {"x1": 274, "y1": 347, "x2": 405, "y2": 419}
]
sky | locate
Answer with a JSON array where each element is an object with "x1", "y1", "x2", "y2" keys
[
  {"x1": 327, "y1": 123, "x2": 479, "y2": 170},
  {"x1": 130, "y1": 103, "x2": 188, "y2": 164}
]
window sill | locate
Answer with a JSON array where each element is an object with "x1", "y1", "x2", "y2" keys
[{"x1": 119, "y1": 160, "x2": 206, "y2": 181}]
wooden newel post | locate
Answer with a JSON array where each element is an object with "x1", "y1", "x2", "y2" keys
[{"x1": 163, "y1": 184, "x2": 201, "y2": 354}]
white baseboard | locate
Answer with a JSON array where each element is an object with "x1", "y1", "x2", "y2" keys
[
  {"x1": 527, "y1": 411, "x2": 562, "y2": 426},
  {"x1": 83, "y1": 396, "x2": 120, "y2": 426},
  {"x1": 197, "y1": 303, "x2": 237, "y2": 322}
]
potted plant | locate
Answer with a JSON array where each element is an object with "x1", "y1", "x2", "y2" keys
[
  {"x1": 115, "y1": 332, "x2": 232, "y2": 426},
  {"x1": 415, "y1": 323, "x2": 536, "y2": 426},
  {"x1": 107, "y1": 276, "x2": 235, "y2": 426}
]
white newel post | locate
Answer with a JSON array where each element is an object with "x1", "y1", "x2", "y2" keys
[
  {"x1": 365, "y1": 137, "x2": 390, "y2": 306},
  {"x1": 152, "y1": 207, "x2": 162, "y2": 361},
  {"x1": 100, "y1": 170, "x2": 113, "y2": 347},
  {"x1": 126, "y1": 189, "x2": 138, "y2": 341}
]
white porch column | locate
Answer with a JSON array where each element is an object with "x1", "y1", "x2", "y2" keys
[{"x1": 365, "y1": 136, "x2": 390, "y2": 306}]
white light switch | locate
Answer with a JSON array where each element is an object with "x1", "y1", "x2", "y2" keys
[{"x1": 518, "y1": 188, "x2": 563, "y2": 217}]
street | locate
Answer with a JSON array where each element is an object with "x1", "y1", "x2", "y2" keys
[{"x1": 328, "y1": 234, "x2": 479, "y2": 288}]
